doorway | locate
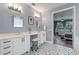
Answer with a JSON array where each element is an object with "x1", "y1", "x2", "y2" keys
[{"x1": 52, "y1": 7, "x2": 76, "y2": 48}]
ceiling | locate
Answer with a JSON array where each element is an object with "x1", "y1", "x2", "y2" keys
[{"x1": 27, "y1": 3, "x2": 66, "y2": 13}]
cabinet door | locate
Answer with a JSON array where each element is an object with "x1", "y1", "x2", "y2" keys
[
  {"x1": 38, "y1": 32, "x2": 46, "y2": 46},
  {"x1": 40, "y1": 32, "x2": 46, "y2": 44},
  {"x1": 13, "y1": 38, "x2": 23, "y2": 55},
  {"x1": 42, "y1": 32, "x2": 46, "y2": 42},
  {"x1": 25, "y1": 35, "x2": 30, "y2": 52},
  {"x1": 21, "y1": 35, "x2": 30, "y2": 54},
  {"x1": 20, "y1": 37, "x2": 26, "y2": 54},
  {"x1": 13, "y1": 36, "x2": 30, "y2": 55}
]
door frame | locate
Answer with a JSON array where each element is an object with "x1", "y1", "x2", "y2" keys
[{"x1": 51, "y1": 6, "x2": 76, "y2": 49}]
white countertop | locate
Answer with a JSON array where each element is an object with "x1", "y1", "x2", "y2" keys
[{"x1": 0, "y1": 31, "x2": 46, "y2": 40}]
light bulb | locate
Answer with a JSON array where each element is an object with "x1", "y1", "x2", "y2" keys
[
  {"x1": 34, "y1": 14, "x2": 40, "y2": 18},
  {"x1": 14, "y1": 5, "x2": 18, "y2": 10},
  {"x1": 18, "y1": 7, "x2": 21, "y2": 10},
  {"x1": 18, "y1": 7, "x2": 21, "y2": 12}
]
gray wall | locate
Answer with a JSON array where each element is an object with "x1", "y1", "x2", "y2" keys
[
  {"x1": 0, "y1": 3, "x2": 41, "y2": 33},
  {"x1": 42, "y1": 11, "x2": 52, "y2": 41},
  {"x1": 54, "y1": 9, "x2": 73, "y2": 20}
]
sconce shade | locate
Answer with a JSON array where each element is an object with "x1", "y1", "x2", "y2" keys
[
  {"x1": 14, "y1": 5, "x2": 18, "y2": 11},
  {"x1": 8, "y1": 3, "x2": 13, "y2": 9},
  {"x1": 18, "y1": 7, "x2": 21, "y2": 12}
]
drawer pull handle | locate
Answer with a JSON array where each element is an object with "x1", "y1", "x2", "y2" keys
[
  {"x1": 3, "y1": 46, "x2": 11, "y2": 49},
  {"x1": 3, "y1": 51, "x2": 11, "y2": 55},
  {"x1": 3, "y1": 41, "x2": 11, "y2": 43}
]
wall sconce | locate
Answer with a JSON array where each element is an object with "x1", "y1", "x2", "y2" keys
[
  {"x1": 8, "y1": 4, "x2": 13, "y2": 9},
  {"x1": 8, "y1": 4, "x2": 21, "y2": 13},
  {"x1": 34, "y1": 11, "x2": 40, "y2": 18},
  {"x1": 14, "y1": 5, "x2": 18, "y2": 11},
  {"x1": 34, "y1": 14, "x2": 40, "y2": 18}
]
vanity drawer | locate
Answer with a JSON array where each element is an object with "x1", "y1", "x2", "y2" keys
[
  {"x1": 3, "y1": 51, "x2": 12, "y2": 55},
  {"x1": 0, "y1": 46, "x2": 13, "y2": 55},
  {"x1": 3, "y1": 46, "x2": 11, "y2": 49},
  {"x1": 0, "y1": 39, "x2": 13, "y2": 47}
]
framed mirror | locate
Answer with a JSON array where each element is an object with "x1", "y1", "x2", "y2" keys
[{"x1": 13, "y1": 15, "x2": 24, "y2": 27}]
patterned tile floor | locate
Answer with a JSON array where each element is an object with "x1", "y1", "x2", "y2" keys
[{"x1": 25, "y1": 42, "x2": 79, "y2": 55}]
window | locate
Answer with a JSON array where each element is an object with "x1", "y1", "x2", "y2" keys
[
  {"x1": 14, "y1": 15, "x2": 24, "y2": 27},
  {"x1": 65, "y1": 21, "x2": 72, "y2": 32},
  {"x1": 56, "y1": 22, "x2": 64, "y2": 29}
]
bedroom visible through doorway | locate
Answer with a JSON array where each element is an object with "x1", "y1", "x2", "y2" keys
[{"x1": 53, "y1": 8, "x2": 74, "y2": 48}]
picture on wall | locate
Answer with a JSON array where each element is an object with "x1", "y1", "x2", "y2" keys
[{"x1": 28, "y1": 16, "x2": 34, "y2": 25}]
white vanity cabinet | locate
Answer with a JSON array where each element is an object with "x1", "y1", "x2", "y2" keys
[
  {"x1": 0, "y1": 31, "x2": 46, "y2": 55},
  {"x1": 38, "y1": 32, "x2": 46, "y2": 46},
  {"x1": 0, "y1": 35, "x2": 30, "y2": 55},
  {"x1": 13, "y1": 35, "x2": 30, "y2": 55}
]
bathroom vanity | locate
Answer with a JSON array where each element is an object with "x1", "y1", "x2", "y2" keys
[{"x1": 0, "y1": 31, "x2": 46, "y2": 55}]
